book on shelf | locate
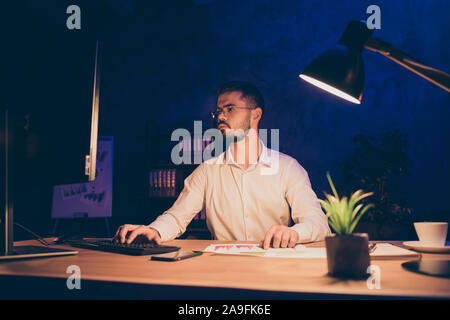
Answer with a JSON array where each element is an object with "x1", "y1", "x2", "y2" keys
[
  {"x1": 149, "y1": 168, "x2": 177, "y2": 198},
  {"x1": 149, "y1": 137, "x2": 214, "y2": 198}
]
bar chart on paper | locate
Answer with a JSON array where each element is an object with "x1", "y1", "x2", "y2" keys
[{"x1": 203, "y1": 243, "x2": 419, "y2": 259}]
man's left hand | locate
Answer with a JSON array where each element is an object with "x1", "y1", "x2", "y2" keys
[{"x1": 261, "y1": 225, "x2": 299, "y2": 250}]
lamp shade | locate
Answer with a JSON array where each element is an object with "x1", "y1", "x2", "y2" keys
[{"x1": 300, "y1": 44, "x2": 364, "y2": 104}]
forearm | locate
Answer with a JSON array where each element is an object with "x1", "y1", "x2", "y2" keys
[
  {"x1": 148, "y1": 164, "x2": 206, "y2": 242},
  {"x1": 148, "y1": 212, "x2": 185, "y2": 242},
  {"x1": 284, "y1": 161, "x2": 331, "y2": 242},
  {"x1": 289, "y1": 187, "x2": 331, "y2": 242},
  {"x1": 290, "y1": 212, "x2": 331, "y2": 243}
]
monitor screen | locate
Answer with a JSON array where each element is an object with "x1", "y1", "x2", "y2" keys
[{"x1": 1, "y1": 2, "x2": 101, "y2": 250}]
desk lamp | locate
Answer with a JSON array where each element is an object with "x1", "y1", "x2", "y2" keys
[{"x1": 299, "y1": 20, "x2": 450, "y2": 104}]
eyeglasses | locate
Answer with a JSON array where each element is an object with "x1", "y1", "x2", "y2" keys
[{"x1": 210, "y1": 105, "x2": 256, "y2": 119}]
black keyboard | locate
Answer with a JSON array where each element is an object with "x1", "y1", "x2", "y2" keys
[{"x1": 67, "y1": 239, "x2": 180, "y2": 256}]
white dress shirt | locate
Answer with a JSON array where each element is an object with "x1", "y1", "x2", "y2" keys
[{"x1": 149, "y1": 140, "x2": 331, "y2": 243}]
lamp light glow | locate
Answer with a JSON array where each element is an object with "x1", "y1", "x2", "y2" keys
[
  {"x1": 299, "y1": 74, "x2": 361, "y2": 104},
  {"x1": 299, "y1": 21, "x2": 371, "y2": 104}
]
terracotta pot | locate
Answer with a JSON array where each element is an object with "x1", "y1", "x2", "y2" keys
[{"x1": 325, "y1": 233, "x2": 370, "y2": 279}]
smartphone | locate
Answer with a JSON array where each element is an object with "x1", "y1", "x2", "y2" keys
[{"x1": 151, "y1": 250, "x2": 203, "y2": 261}]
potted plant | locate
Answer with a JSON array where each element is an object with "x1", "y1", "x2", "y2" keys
[{"x1": 319, "y1": 172, "x2": 374, "y2": 279}]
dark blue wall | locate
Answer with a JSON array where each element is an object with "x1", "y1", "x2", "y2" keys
[
  {"x1": 97, "y1": 0, "x2": 449, "y2": 228},
  {"x1": 7, "y1": 1, "x2": 448, "y2": 238}
]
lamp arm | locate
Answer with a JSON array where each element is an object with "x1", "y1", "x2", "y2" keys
[{"x1": 364, "y1": 37, "x2": 450, "y2": 93}]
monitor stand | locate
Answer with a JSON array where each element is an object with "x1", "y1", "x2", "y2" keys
[{"x1": 0, "y1": 245, "x2": 78, "y2": 261}]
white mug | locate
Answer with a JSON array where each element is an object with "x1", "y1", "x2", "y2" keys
[{"x1": 413, "y1": 222, "x2": 448, "y2": 247}]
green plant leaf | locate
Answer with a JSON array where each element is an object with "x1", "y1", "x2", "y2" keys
[
  {"x1": 330, "y1": 199, "x2": 346, "y2": 234},
  {"x1": 328, "y1": 220, "x2": 342, "y2": 235},
  {"x1": 349, "y1": 203, "x2": 374, "y2": 234},
  {"x1": 326, "y1": 172, "x2": 340, "y2": 200},
  {"x1": 340, "y1": 196, "x2": 351, "y2": 234},
  {"x1": 348, "y1": 190, "x2": 373, "y2": 213},
  {"x1": 351, "y1": 203, "x2": 363, "y2": 220},
  {"x1": 328, "y1": 213, "x2": 342, "y2": 235},
  {"x1": 320, "y1": 195, "x2": 344, "y2": 235},
  {"x1": 320, "y1": 172, "x2": 374, "y2": 235},
  {"x1": 348, "y1": 190, "x2": 362, "y2": 215}
]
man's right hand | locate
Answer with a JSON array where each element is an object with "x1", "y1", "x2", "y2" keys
[{"x1": 113, "y1": 224, "x2": 162, "y2": 245}]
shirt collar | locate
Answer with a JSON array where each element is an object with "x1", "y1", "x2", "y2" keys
[{"x1": 217, "y1": 139, "x2": 272, "y2": 167}]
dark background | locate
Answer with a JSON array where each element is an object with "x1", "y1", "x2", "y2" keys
[{"x1": 2, "y1": 0, "x2": 449, "y2": 241}]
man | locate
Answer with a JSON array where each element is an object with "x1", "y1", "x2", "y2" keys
[{"x1": 114, "y1": 81, "x2": 330, "y2": 249}]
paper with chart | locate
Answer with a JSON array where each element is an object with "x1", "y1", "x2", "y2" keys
[
  {"x1": 51, "y1": 137, "x2": 113, "y2": 218},
  {"x1": 203, "y1": 243, "x2": 326, "y2": 258},
  {"x1": 203, "y1": 243, "x2": 419, "y2": 259}
]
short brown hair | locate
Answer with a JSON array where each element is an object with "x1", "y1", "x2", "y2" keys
[{"x1": 217, "y1": 81, "x2": 265, "y2": 112}]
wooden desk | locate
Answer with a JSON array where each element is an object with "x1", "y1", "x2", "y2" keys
[{"x1": 0, "y1": 239, "x2": 449, "y2": 299}]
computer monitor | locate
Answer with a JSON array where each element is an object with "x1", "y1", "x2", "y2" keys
[{"x1": 0, "y1": 11, "x2": 101, "y2": 259}]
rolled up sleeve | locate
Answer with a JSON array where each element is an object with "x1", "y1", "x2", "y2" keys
[
  {"x1": 148, "y1": 163, "x2": 206, "y2": 242},
  {"x1": 284, "y1": 159, "x2": 331, "y2": 243}
]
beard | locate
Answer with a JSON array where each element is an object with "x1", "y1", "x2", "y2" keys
[{"x1": 220, "y1": 114, "x2": 251, "y2": 142}]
